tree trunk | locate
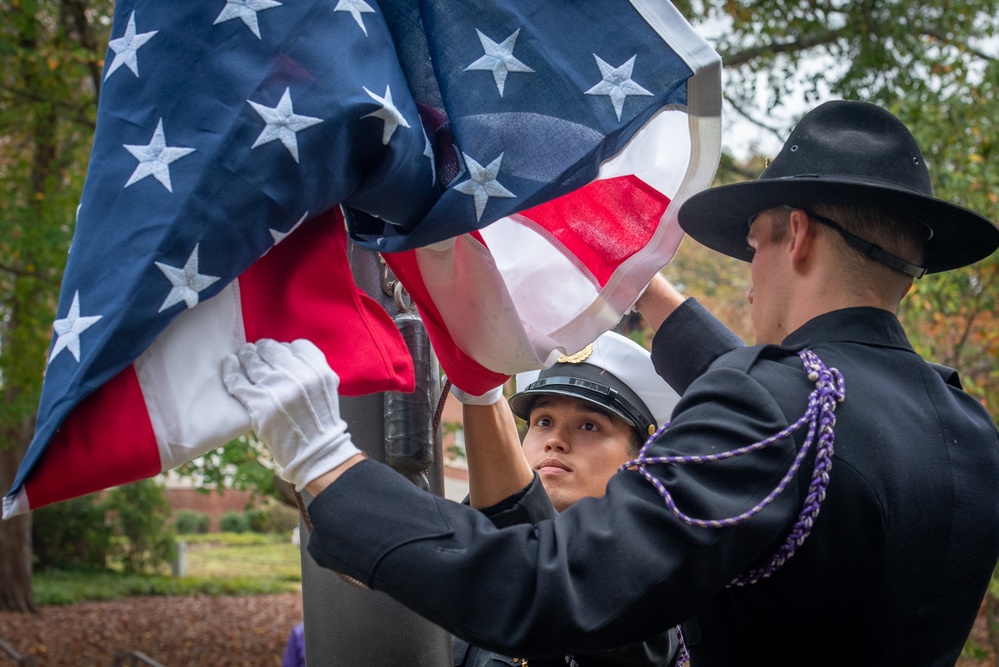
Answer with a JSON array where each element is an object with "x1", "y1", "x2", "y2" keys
[{"x1": 0, "y1": 443, "x2": 36, "y2": 613}]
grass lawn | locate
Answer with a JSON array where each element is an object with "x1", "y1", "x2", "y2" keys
[
  {"x1": 183, "y1": 532, "x2": 302, "y2": 581},
  {"x1": 33, "y1": 532, "x2": 302, "y2": 606}
]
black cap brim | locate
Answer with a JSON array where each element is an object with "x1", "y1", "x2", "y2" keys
[
  {"x1": 678, "y1": 176, "x2": 999, "y2": 274},
  {"x1": 509, "y1": 363, "x2": 656, "y2": 436}
]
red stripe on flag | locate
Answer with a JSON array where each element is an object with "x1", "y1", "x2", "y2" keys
[
  {"x1": 24, "y1": 365, "x2": 161, "y2": 509},
  {"x1": 240, "y1": 208, "x2": 415, "y2": 395},
  {"x1": 384, "y1": 234, "x2": 510, "y2": 396},
  {"x1": 517, "y1": 175, "x2": 671, "y2": 286}
]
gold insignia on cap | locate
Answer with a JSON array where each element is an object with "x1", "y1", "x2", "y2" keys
[
  {"x1": 648, "y1": 424, "x2": 656, "y2": 436},
  {"x1": 557, "y1": 344, "x2": 593, "y2": 364}
]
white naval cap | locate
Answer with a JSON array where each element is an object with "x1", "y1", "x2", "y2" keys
[{"x1": 509, "y1": 331, "x2": 680, "y2": 437}]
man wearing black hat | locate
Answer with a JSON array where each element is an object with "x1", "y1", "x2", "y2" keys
[{"x1": 223, "y1": 100, "x2": 999, "y2": 665}]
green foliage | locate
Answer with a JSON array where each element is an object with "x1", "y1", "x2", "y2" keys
[
  {"x1": 32, "y1": 482, "x2": 178, "y2": 574},
  {"x1": 32, "y1": 570, "x2": 298, "y2": 606},
  {"x1": 700, "y1": 0, "x2": 999, "y2": 114},
  {"x1": 246, "y1": 500, "x2": 300, "y2": 534},
  {"x1": 32, "y1": 532, "x2": 301, "y2": 604},
  {"x1": 173, "y1": 435, "x2": 285, "y2": 504},
  {"x1": 105, "y1": 481, "x2": 177, "y2": 573},
  {"x1": 893, "y1": 59, "x2": 999, "y2": 430},
  {"x1": 32, "y1": 492, "x2": 114, "y2": 571},
  {"x1": 1, "y1": 0, "x2": 113, "y2": 612},
  {"x1": 174, "y1": 510, "x2": 211, "y2": 535},
  {"x1": 219, "y1": 511, "x2": 250, "y2": 534},
  {"x1": 0, "y1": 0, "x2": 111, "y2": 429}
]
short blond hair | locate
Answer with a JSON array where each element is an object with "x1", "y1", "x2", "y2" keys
[
  {"x1": 811, "y1": 203, "x2": 927, "y2": 302},
  {"x1": 765, "y1": 204, "x2": 928, "y2": 303}
]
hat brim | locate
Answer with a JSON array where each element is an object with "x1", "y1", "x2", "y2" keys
[
  {"x1": 509, "y1": 386, "x2": 639, "y2": 429},
  {"x1": 678, "y1": 176, "x2": 999, "y2": 274},
  {"x1": 509, "y1": 365, "x2": 656, "y2": 435}
]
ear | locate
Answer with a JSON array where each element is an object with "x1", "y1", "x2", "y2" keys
[{"x1": 787, "y1": 208, "x2": 816, "y2": 269}]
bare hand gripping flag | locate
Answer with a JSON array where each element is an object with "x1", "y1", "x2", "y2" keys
[{"x1": 4, "y1": 0, "x2": 720, "y2": 517}]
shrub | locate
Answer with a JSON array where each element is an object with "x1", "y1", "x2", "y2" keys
[
  {"x1": 105, "y1": 480, "x2": 177, "y2": 573},
  {"x1": 246, "y1": 500, "x2": 300, "y2": 534},
  {"x1": 220, "y1": 511, "x2": 250, "y2": 534},
  {"x1": 32, "y1": 493, "x2": 114, "y2": 571},
  {"x1": 174, "y1": 510, "x2": 211, "y2": 535}
]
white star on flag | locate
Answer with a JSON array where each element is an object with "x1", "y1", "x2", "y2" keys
[
  {"x1": 248, "y1": 88, "x2": 323, "y2": 163},
  {"x1": 584, "y1": 54, "x2": 652, "y2": 121},
  {"x1": 155, "y1": 244, "x2": 221, "y2": 312},
  {"x1": 105, "y1": 11, "x2": 158, "y2": 80},
  {"x1": 362, "y1": 85, "x2": 410, "y2": 145},
  {"x1": 334, "y1": 0, "x2": 375, "y2": 36},
  {"x1": 214, "y1": 0, "x2": 282, "y2": 40},
  {"x1": 422, "y1": 129, "x2": 436, "y2": 184},
  {"x1": 269, "y1": 211, "x2": 309, "y2": 245},
  {"x1": 464, "y1": 28, "x2": 534, "y2": 97},
  {"x1": 454, "y1": 152, "x2": 516, "y2": 221},
  {"x1": 123, "y1": 119, "x2": 196, "y2": 192},
  {"x1": 48, "y1": 291, "x2": 103, "y2": 364}
]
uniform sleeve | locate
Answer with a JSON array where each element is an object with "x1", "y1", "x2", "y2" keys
[
  {"x1": 307, "y1": 362, "x2": 804, "y2": 659},
  {"x1": 473, "y1": 472, "x2": 557, "y2": 528},
  {"x1": 474, "y1": 478, "x2": 679, "y2": 666},
  {"x1": 651, "y1": 298, "x2": 746, "y2": 395}
]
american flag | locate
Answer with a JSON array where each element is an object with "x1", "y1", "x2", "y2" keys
[{"x1": 4, "y1": 0, "x2": 720, "y2": 517}]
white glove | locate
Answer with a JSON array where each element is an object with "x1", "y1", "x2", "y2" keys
[
  {"x1": 449, "y1": 381, "x2": 504, "y2": 406},
  {"x1": 222, "y1": 339, "x2": 361, "y2": 490}
]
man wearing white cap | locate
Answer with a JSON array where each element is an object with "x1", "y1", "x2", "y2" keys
[
  {"x1": 450, "y1": 330, "x2": 682, "y2": 666},
  {"x1": 223, "y1": 100, "x2": 999, "y2": 664}
]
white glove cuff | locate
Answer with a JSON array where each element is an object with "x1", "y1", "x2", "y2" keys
[
  {"x1": 279, "y1": 425, "x2": 361, "y2": 491},
  {"x1": 450, "y1": 383, "x2": 504, "y2": 406}
]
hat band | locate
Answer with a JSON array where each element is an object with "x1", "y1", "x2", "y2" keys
[
  {"x1": 525, "y1": 376, "x2": 655, "y2": 432},
  {"x1": 804, "y1": 210, "x2": 926, "y2": 278}
]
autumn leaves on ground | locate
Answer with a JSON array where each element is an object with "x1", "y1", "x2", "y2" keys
[
  {"x1": 0, "y1": 593, "x2": 302, "y2": 667},
  {"x1": 2, "y1": 593, "x2": 997, "y2": 666}
]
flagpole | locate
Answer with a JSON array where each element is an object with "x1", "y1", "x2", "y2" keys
[{"x1": 297, "y1": 240, "x2": 450, "y2": 666}]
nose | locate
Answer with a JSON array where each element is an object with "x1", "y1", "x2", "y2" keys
[
  {"x1": 747, "y1": 287, "x2": 754, "y2": 305},
  {"x1": 543, "y1": 428, "x2": 571, "y2": 453}
]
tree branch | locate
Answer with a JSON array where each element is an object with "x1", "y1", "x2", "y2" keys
[
  {"x1": 61, "y1": 0, "x2": 103, "y2": 101},
  {"x1": 919, "y1": 28, "x2": 997, "y2": 62},
  {"x1": 720, "y1": 30, "x2": 843, "y2": 68},
  {"x1": 0, "y1": 262, "x2": 35, "y2": 279},
  {"x1": 0, "y1": 84, "x2": 96, "y2": 130},
  {"x1": 723, "y1": 93, "x2": 789, "y2": 144}
]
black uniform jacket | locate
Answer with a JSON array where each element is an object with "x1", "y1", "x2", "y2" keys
[
  {"x1": 453, "y1": 477, "x2": 678, "y2": 667},
  {"x1": 307, "y1": 301, "x2": 999, "y2": 666}
]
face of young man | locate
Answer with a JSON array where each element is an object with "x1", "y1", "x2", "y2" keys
[
  {"x1": 746, "y1": 210, "x2": 793, "y2": 345},
  {"x1": 522, "y1": 395, "x2": 636, "y2": 513}
]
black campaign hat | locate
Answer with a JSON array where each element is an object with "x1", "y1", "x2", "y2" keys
[{"x1": 678, "y1": 100, "x2": 999, "y2": 274}]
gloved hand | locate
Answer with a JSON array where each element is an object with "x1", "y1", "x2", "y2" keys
[
  {"x1": 449, "y1": 381, "x2": 504, "y2": 406},
  {"x1": 222, "y1": 339, "x2": 361, "y2": 490}
]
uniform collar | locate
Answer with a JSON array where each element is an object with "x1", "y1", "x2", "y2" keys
[{"x1": 781, "y1": 307, "x2": 913, "y2": 351}]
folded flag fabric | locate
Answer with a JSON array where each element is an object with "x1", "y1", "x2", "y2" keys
[
  {"x1": 4, "y1": 0, "x2": 720, "y2": 518},
  {"x1": 378, "y1": 0, "x2": 721, "y2": 393}
]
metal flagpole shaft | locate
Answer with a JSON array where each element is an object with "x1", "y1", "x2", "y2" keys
[{"x1": 297, "y1": 240, "x2": 450, "y2": 665}]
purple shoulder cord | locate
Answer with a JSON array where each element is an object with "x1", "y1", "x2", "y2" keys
[{"x1": 564, "y1": 349, "x2": 845, "y2": 667}]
